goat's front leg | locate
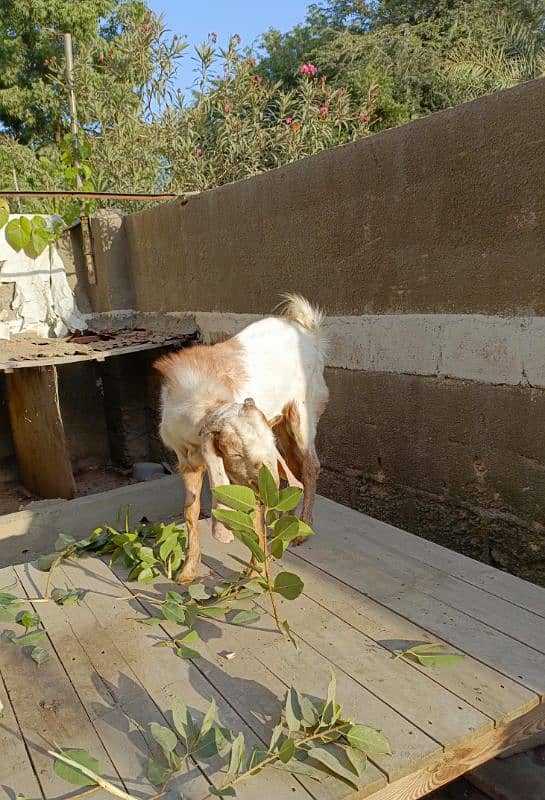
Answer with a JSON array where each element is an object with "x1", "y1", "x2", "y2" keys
[{"x1": 177, "y1": 467, "x2": 205, "y2": 584}]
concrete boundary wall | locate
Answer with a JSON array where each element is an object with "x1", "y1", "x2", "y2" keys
[
  {"x1": 159, "y1": 311, "x2": 545, "y2": 388},
  {"x1": 88, "y1": 79, "x2": 545, "y2": 583}
]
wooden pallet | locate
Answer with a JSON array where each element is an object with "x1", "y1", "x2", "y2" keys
[{"x1": 1, "y1": 496, "x2": 544, "y2": 799}]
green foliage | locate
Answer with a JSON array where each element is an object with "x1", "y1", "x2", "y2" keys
[
  {"x1": 212, "y1": 465, "x2": 311, "y2": 643},
  {"x1": 36, "y1": 515, "x2": 188, "y2": 583}
]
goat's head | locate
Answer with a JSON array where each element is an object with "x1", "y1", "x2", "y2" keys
[{"x1": 200, "y1": 398, "x2": 302, "y2": 542}]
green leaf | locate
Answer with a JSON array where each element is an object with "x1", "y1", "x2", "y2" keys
[
  {"x1": 297, "y1": 692, "x2": 318, "y2": 728},
  {"x1": 178, "y1": 629, "x2": 200, "y2": 644},
  {"x1": 399, "y1": 642, "x2": 465, "y2": 668},
  {"x1": 198, "y1": 698, "x2": 217, "y2": 741},
  {"x1": 139, "y1": 616, "x2": 162, "y2": 626},
  {"x1": 1, "y1": 629, "x2": 16, "y2": 643},
  {"x1": 247, "y1": 747, "x2": 268, "y2": 770},
  {"x1": 27, "y1": 221, "x2": 50, "y2": 257},
  {"x1": 36, "y1": 553, "x2": 60, "y2": 572},
  {"x1": 269, "y1": 722, "x2": 283, "y2": 751},
  {"x1": 285, "y1": 687, "x2": 303, "y2": 732},
  {"x1": 212, "y1": 485, "x2": 256, "y2": 513},
  {"x1": 55, "y1": 533, "x2": 76, "y2": 550},
  {"x1": 54, "y1": 749, "x2": 101, "y2": 787},
  {"x1": 184, "y1": 600, "x2": 198, "y2": 628},
  {"x1": 258, "y1": 464, "x2": 279, "y2": 508},
  {"x1": 197, "y1": 605, "x2": 228, "y2": 619},
  {"x1": 275, "y1": 487, "x2": 303, "y2": 511},
  {"x1": 0, "y1": 200, "x2": 9, "y2": 229},
  {"x1": 162, "y1": 601, "x2": 186, "y2": 623},
  {"x1": 273, "y1": 572, "x2": 304, "y2": 600},
  {"x1": 228, "y1": 554, "x2": 263, "y2": 573},
  {"x1": 231, "y1": 609, "x2": 260, "y2": 626},
  {"x1": 51, "y1": 588, "x2": 68, "y2": 604},
  {"x1": 0, "y1": 592, "x2": 17, "y2": 606},
  {"x1": 172, "y1": 698, "x2": 194, "y2": 745},
  {"x1": 346, "y1": 747, "x2": 367, "y2": 777},
  {"x1": 0, "y1": 605, "x2": 20, "y2": 622},
  {"x1": 212, "y1": 508, "x2": 255, "y2": 534},
  {"x1": 412, "y1": 653, "x2": 465, "y2": 667},
  {"x1": 150, "y1": 723, "x2": 178, "y2": 758},
  {"x1": 14, "y1": 630, "x2": 46, "y2": 646},
  {"x1": 175, "y1": 645, "x2": 201, "y2": 659},
  {"x1": 5, "y1": 217, "x2": 31, "y2": 251},
  {"x1": 273, "y1": 758, "x2": 324, "y2": 781},
  {"x1": 188, "y1": 583, "x2": 210, "y2": 601},
  {"x1": 270, "y1": 516, "x2": 305, "y2": 557},
  {"x1": 307, "y1": 746, "x2": 359, "y2": 788},
  {"x1": 138, "y1": 567, "x2": 157, "y2": 583},
  {"x1": 147, "y1": 758, "x2": 172, "y2": 786},
  {"x1": 231, "y1": 529, "x2": 265, "y2": 563},
  {"x1": 159, "y1": 535, "x2": 178, "y2": 562},
  {"x1": 166, "y1": 590, "x2": 185, "y2": 603},
  {"x1": 31, "y1": 647, "x2": 49, "y2": 665},
  {"x1": 346, "y1": 725, "x2": 391, "y2": 755},
  {"x1": 278, "y1": 737, "x2": 295, "y2": 763},
  {"x1": 228, "y1": 732, "x2": 246, "y2": 775},
  {"x1": 210, "y1": 786, "x2": 236, "y2": 797}
]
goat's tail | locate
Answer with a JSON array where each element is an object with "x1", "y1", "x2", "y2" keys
[
  {"x1": 277, "y1": 294, "x2": 328, "y2": 356},
  {"x1": 278, "y1": 294, "x2": 324, "y2": 332}
]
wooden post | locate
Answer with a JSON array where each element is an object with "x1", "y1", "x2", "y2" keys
[{"x1": 6, "y1": 366, "x2": 76, "y2": 499}]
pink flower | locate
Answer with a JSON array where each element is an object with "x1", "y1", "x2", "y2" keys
[
  {"x1": 234, "y1": 33, "x2": 241, "y2": 44},
  {"x1": 209, "y1": 32, "x2": 217, "y2": 43},
  {"x1": 251, "y1": 75, "x2": 262, "y2": 85},
  {"x1": 283, "y1": 116, "x2": 293, "y2": 125},
  {"x1": 358, "y1": 111, "x2": 369, "y2": 123},
  {"x1": 195, "y1": 147, "x2": 203, "y2": 157},
  {"x1": 319, "y1": 105, "x2": 328, "y2": 118},
  {"x1": 299, "y1": 62, "x2": 318, "y2": 77}
]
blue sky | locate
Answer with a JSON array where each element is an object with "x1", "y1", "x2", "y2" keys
[{"x1": 147, "y1": 0, "x2": 311, "y2": 90}]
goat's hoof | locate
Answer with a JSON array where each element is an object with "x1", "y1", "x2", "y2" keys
[{"x1": 176, "y1": 570, "x2": 197, "y2": 585}]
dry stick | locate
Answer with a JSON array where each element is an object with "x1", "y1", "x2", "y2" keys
[{"x1": 47, "y1": 750, "x2": 139, "y2": 800}]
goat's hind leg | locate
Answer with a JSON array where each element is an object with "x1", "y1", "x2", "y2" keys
[{"x1": 177, "y1": 466, "x2": 205, "y2": 584}]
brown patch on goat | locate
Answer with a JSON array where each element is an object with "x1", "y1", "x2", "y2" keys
[
  {"x1": 272, "y1": 401, "x2": 303, "y2": 482},
  {"x1": 154, "y1": 337, "x2": 247, "y2": 394}
]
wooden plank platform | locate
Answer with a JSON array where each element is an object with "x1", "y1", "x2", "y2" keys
[{"x1": 1, "y1": 496, "x2": 544, "y2": 799}]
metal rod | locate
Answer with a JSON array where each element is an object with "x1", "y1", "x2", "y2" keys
[{"x1": 0, "y1": 191, "x2": 179, "y2": 201}]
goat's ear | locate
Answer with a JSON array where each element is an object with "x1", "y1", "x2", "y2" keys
[
  {"x1": 268, "y1": 414, "x2": 283, "y2": 429},
  {"x1": 276, "y1": 448, "x2": 303, "y2": 490},
  {"x1": 201, "y1": 431, "x2": 235, "y2": 543}
]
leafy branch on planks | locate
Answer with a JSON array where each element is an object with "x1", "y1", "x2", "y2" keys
[
  {"x1": 211, "y1": 464, "x2": 313, "y2": 645},
  {"x1": 43, "y1": 670, "x2": 391, "y2": 799}
]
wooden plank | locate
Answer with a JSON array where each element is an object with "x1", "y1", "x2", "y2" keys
[
  {"x1": 14, "y1": 561, "x2": 209, "y2": 800},
  {"x1": 315, "y1": 497, "x2": 545, "y2": 619},
  {"x1": 0, "y1": 566, "x2": 115, "y2": 800},
  {"x1": 0, "y1": 671, "x2": 44, "y2": 799},
  {"x1": 275, "y1": 545, "x2": 539, "y2": 726},
  {"x1": 291, "y1": 505, "x2": 545, "y2": 697},
  {"x1": 0, "y1": 337, "x2": 191, "y2": 372},
  {"x1": 56, "y1": 557, "x2": 324, "y2": 800},
  {"x1": 198, "y1": 527, "x2": 493, "y2": 752},
  {"x1": 306, "y1": 500, "x2": 545, "y2": 654},
  {"x1": 360, "y1": 703, "x2": 545, "y2": 800},
  {"x1": 5, "y1": 365, "x2": 76, "y2": 499}
]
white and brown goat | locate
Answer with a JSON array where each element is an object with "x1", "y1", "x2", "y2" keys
[{"x1": 155, "y1": 295, "x2": 329, "y2": 583}]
